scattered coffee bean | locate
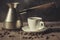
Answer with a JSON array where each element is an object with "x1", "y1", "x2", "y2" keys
[
  {"x1": 9, "y1": 35, "x2": 15, "y2": 37},
  {"x1": 1, "y1": 35, "x2": 4, "y2": 37},
  {"x1": 50, "y1": 25, "x2": 53, "y2": 27},
  {"x1": 28, "y1": 37, "x2": 32, "y2": 39},
  {"x1": 31, "y1": 38, "x2": 33, "y2": 40},
  {"x1": 46, "y1": 36, "x2": 49, "y2": 39},
  {"x1": 0, "y1": 33, "x2": 2, "y2": 35},
  {"x1": 23, "y1": 37, "x2": 25, "y2": 39},
  {"x1": 7, "y1": 32, "x2": 10, "y2": 34},
  {"x1": 41, "y1": 33, "x2": 45, "y2": 35},
  {"x1": 37, "y1": 36, "x2": 40, "y2": 38},
  {"x1": 24, "y1": 33, "x2": 28, "y2": 35},
  {"x1": 45, "y1": 25, "x2": 48, "y2": 27},
  {"x1": 41, "y1": 35, "x2": 44, "y2": 38},
  {"x1": 23, "y1": 37, "x2": 27, "y2": 39},
  {"x1": 20, "y1": 32, "x2": 23, "y2": 35},
  {"x1": 51, "y1": 34, "x2": 55, "y2": 36},
  {"x1": 34, "y1": 36, "x2": 37, "y2": 38},
  {"x1": 38, "y1": 32, "x2": 41, "y2": 35},
  {"x1": 18, "y1": 32, "x2": 20, "y2": 34},
  {"x1": 35, "y1": 33, "x2": 38, "y2": 36},
  {"x1": 4, "y1": 32, "x2": 10, "y2": 35},
  {"x1": 0, "y1": 35, "x2": 4, "y2": 38},
  {"x1": 29, "y1": 33, "x2": 32, "y2": 35},
  {"x1": 31, "y1": 33, "x2": 35, "y2": 36}
]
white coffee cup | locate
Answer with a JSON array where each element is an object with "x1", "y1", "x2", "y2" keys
[{"x1": 28, "y1": 17, "x2": 44, "y2": 31}]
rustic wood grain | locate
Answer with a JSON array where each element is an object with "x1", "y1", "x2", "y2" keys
[{"x1": 0, "y1": 22, "x2": 60, "y2": 40}]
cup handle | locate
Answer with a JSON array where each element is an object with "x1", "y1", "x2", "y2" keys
[
  {"x1": 36, "y1": 21, "x2": 44, "y2": 28},
  {"x1": 39, "y1": 21, "x2": 44, "y2": 27}
]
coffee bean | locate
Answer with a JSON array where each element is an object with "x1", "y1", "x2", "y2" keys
[
  {"x1": 23, "y1": 37, "x2": 27, "y2": 39},
  {"x1": 38, "y1": 32, "x2": 41, "y2": 35},
  {"x1": 0, "y1": 33, "x2": 2, "y2": 35},
  {"x1": 46, "y1": 36, "x2": 49, "y2": 39},
  {"x1": 50, "y1": 25, "x2": 53, "y2": 27},
  {"x1": 29, "y1": 33, "x2": 32, "y2": 35},
  {"x1": 45, "y1": 25, "x2": 48, "y2": 27},
  {"x1": 1, "y1": 35, "x2": 4, "y2": 37},
  {"x1": 24, "y1": 33, "x2": 28, "y2": 35},
  {"x1": 31, "y1": 33, "x2": 35, "y2": 36},
  {"x1": 7, "y1": 32, "x2": 10, "y2": 34},
  {"x1": 18, "y1": 32, "x2": 20, "y2": 34},
  {"x1": 41, "y1": 35, "x2": 44, "y2": 38},
  {"x1": 41, "y1": 33, "x2": 45, "y2": 35},
  {"x1": 23, "y1": 37, "x2": 25, "y2": 39},
  {"x1": 34, "y1": 36, "x2": 37, "y2": 38},
  {"x1": 21, "y1": 32, "x2": 23, "y2": 35},
  {"x1": 35, "y1": 33, "x2": 38, "y2": 36},
  {"x1": 31, "y1": 38, "x2": 33, "y2": 40},
  {"x1": 9, "y1": 35, "x2": 15, "y2": 37},
  {"x1": 0, "y1": 35, "x2": 4, "y2": 38},
  {"x1": 4, "y1": 32, "x2": 10, "y2": 35},
  {"x1": 28, "y1": 37, "x2": 32, "y2": 39},
  {"x1": 51, "y1": 34, "x2": 55, "y2": 36}
]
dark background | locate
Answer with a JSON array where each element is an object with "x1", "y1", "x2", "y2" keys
[{"x1": 0, "y1": 0, "x2": 60, "y2": 22}]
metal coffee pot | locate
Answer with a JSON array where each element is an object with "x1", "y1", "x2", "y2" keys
[{"x1": 4, "y1": 2, "x2": 22, "y2": 29}]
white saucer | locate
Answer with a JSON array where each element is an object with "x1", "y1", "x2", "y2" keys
[{"x1": 22, "y1": 26, "x2": 47, "y2": 32}]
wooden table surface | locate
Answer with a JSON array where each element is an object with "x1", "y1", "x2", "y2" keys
[{"x1": 0, "y1": 21, "x2": 60, "y2": 40}]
